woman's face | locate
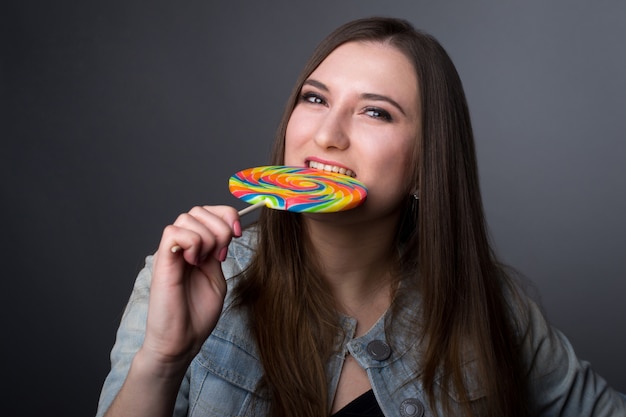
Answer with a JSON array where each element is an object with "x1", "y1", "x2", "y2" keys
[{"x1": 285, "y1": 41, "x2": 421, "y2": 218}]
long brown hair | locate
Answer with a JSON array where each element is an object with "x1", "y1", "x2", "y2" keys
[{"x1": 235, "y1": 17, "x2": 528, "y2": 417}]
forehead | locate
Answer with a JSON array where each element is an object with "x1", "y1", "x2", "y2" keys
[{"x1": 309, "y1": 41, "x2": 419, "y2": 107}]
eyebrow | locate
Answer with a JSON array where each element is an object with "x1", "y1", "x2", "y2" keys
[{"x1": 302, "y1": 79, "x2": 407, "y2": 116}]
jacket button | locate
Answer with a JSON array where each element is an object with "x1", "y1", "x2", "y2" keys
[
  {"x1": 366, "y1": 340, "x2": 391, "y2": 361},
  {"x1": 400, "y1": 398, "x2": 424, "y2": 417}
]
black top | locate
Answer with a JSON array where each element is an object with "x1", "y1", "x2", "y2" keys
[{"x1": 331, "y1": 389, "x2": 384, "y2": 417}]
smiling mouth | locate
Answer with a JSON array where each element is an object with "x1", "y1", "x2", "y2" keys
[{"x1": 307, "y1": 160, "x2": 356, "y2": 178}]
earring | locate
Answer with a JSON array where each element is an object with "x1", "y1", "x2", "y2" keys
[{"x1": 411, "y1": 190, "x2": 419, "y2": 200}]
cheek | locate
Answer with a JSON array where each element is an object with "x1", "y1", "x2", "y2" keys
[
  {"x1": 381, "y1": 156, "x2": 412, "y2": 190},
  {"x1": 283, "y1": 118, "x2": 299, "y2": 165},
  {"x1": 363, "y1": 144, "x2": 414, "y2": 199},
  {"x1": 284, "y1": 110, "x2": 312, "y2": 165}
]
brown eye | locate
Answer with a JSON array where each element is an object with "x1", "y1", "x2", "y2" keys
[
  {"x1": 364, "y1": 107, "x2": 392, "y2": 122},
  {"x1": 301, "y1": 92, "x2": 326, "y2": 105}
]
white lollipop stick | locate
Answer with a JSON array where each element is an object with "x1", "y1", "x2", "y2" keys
[
  {"x1": 236, "y1": 199, "x2": 268, "y2": 216},
  {"x1": 170, "y1": 199, "x2": 268, "y2": 254}
]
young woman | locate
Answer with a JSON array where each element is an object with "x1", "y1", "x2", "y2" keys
[{"x1": 96, "y1": 17, "x2": 626, "y2": 417}]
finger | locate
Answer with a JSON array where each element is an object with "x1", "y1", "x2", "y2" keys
[
  {"x1": 199, "y1": 205, "x2": 241, "y2": 237},
  {"x1": 183, "y1": 206, "x2": 238, "y2": 261},
  {"x1": 158, "y1": 224, "x2": 214, "y2": 266},
  {"x1": 171, "y1": 206, "x2": 240, "y2": 263}
]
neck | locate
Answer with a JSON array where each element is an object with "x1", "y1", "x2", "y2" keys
[{"x1": 302, "y1": 210, "x2": 401, "y2": 332}]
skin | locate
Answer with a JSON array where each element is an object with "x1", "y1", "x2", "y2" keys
[{"x1": 104, "y1": 40, "x2": 421, "y2": 416}]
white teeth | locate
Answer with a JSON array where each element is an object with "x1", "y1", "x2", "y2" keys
[{"x1": 308, "y1": 160, "x2": 355, "y2": 177}]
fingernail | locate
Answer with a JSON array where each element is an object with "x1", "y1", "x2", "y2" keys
[
  {"x1": 218, "y1": 246, "x2": 228, "y2": 262},
  {"x1": 233, "y1": 220, "x2": 242, "y2": 237}
]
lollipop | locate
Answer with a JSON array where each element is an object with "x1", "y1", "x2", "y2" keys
[
  {"x1": 171, "y1": 166, "x2": 367, "y2": 253},
  {"x1": 229, "y1": 165, "x2": 367, "y2": 213}
]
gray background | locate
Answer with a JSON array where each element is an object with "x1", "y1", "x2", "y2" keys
[{"x1": 2, "y1": 1, "x2": 625, "y2": 415}]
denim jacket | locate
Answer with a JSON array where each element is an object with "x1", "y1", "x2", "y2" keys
[{"x1": 97, "y1": 228, "x2": 626, "y2": 416}]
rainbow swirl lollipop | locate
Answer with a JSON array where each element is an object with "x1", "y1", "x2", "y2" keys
[{"x1": 229, "y1": 165, "x2": 367, "y2": 213}]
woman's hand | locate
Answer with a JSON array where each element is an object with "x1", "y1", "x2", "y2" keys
[
  {"x1": 140, "y1": 205, "x2": 241, "y2": 373},
  {"x1": 103, "y1": 205, "x2": 242, "y2": 417}
]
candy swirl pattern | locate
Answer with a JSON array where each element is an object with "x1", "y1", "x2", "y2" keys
[{"x1": 229, "y1": 166, "x2": 368, "y2": 213}]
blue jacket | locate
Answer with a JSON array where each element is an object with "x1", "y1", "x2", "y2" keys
[{"x1": 97, "y1": 228, "x2": 626, "y2": 416}]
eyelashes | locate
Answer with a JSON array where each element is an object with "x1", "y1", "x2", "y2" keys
[{"x1": 298, "y1": 91, "x2": 394, "y2": 122}]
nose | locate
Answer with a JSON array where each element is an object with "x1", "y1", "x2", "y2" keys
[{"x1": 313, "y1": 109, "x2": 350, "y2": 151}]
